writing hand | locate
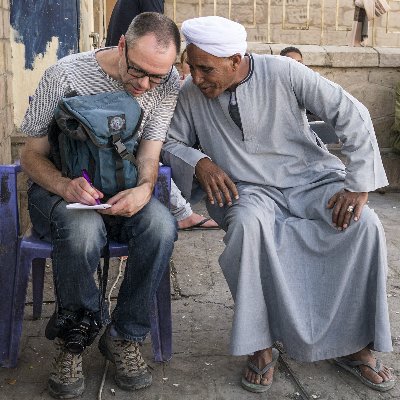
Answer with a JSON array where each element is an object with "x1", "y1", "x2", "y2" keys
[
  {"x1": 99, "y1": 185, "x2": 151, "y2": 217},
  {"x1": 61, "y1": 177, "x2": 104, "y2": 205},
  {"x1": 82, "y1": 169, "x2": 100, "y2": 204}
]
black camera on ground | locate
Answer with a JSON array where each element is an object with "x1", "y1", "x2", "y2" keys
[{"x1": 45, "y1": 309, "x2": 101, "y2": 354}]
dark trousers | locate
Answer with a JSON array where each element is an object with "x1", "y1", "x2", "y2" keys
[{"x1": 28, "y1": 183, "x2": 177, "y2": 341}]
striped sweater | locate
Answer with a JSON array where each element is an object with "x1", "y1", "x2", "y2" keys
[{"x1": 21, "y1": 48, "x2": 180, "y2": 142}]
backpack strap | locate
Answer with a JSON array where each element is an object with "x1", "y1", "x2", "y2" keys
[
  {"x1": 112, "y1": 133, "x2": 138, "y2": 193},
  {"x1": 112, "y1": 133, "x2": 138, "y2": 166},
  {"x1": 58, "y1": 134, "x2": 69, "y2": 178},
  {"x1": 97, "y1": 238, "x2": 110, "y2": 327}
]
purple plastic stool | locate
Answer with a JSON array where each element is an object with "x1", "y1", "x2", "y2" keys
[{"x1": 0, "y1": 163, "x2": 172, "y2": 368}]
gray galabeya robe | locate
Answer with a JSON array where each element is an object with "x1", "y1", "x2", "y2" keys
[{"x1": 162, "y1": 54, "x2": 392, "y2": 361}]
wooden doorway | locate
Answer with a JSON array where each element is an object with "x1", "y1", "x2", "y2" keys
[
  {"x1": 79, "y1": 0, "x2": 109, "y2": 51},
  {"x1": 106, "y1": 0, "x2": 118, "y2": 28}
]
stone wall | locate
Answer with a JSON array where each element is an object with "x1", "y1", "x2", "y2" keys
[
  {"x1": 248, "y1": 43, "x2": 400, "y2": 190},
  {"x1": 165, "y1": 0, "x2": 400, "y2": 47},
  {"x1": 255, "y1": 43, "x2": 400, "y2": 150},
  {"x1": 0, "y1": 0, "x2": 13, "y2": 164}
]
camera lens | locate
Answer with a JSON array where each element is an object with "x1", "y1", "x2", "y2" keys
[
  {"x1": 63, "y1": 319, "x2": 91, "y2": 354},
  {"x1": 64, "y1": 332, "x2": 86, "y2": 354}
]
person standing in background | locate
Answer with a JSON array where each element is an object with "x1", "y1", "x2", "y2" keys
[{"x1": 106, "y1": 0, "x2": 164, "y2": 47}]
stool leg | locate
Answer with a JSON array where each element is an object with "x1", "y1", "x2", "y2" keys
[
  {"x1": 32, "y1": 258, "x2": 46, "y2": 319},
  {"x1": 0, "y1": 242, "x2": 19, "y2": 368},
  {"x1": 7, "y1": 248, "x2": 32, "y2": 368},
  {"x1": 150, "y1": 262, "x2": 172, "y2": 362}
]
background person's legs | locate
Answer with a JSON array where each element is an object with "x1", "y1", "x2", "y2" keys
[
  {"x1": 170, "y1": 179, "x2": 219, "y2": 230},
  {"x1": 170, "y1": 179, "x2": 192, "y2": 221}
]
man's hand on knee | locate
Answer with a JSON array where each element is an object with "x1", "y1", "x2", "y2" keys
[{"x1": 327, "y1": 189, "x2": 368, "y2": 230}]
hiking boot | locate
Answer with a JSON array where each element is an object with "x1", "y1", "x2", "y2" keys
[
  {"x1": 98, "y1": 326, "x2": 152, "y2": 390},
  {"x1": 48, "y1": 339, "x2": 85, "y2": 399}
]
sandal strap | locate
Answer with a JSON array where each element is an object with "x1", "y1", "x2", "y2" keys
[
  {"x1": 247, "y1": 357, "x2": 278, "y2": 377},
  {"x1": 338, "y1": 357, "x2": 382, "y2": 374}
]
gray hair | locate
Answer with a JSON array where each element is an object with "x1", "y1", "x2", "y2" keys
[{"x1": 125, "y1": 12, "x2": 181, "y2": 54}]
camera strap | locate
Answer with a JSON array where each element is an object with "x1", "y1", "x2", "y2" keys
[{"x1": 97, "y1": 239, "x2": 110, "y2": 319}]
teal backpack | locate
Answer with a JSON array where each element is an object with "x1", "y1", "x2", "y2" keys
[{"x1": 49, "y1": 91, "x2": 143, "y2": 197}]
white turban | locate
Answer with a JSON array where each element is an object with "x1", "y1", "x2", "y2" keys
[{"x1": 181, "y1": 16, "x2": 247, "y2": 58}]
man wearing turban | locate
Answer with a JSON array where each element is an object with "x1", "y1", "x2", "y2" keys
[{"x1": 162, "y1": 16, "x2": 395, "y2": 394}]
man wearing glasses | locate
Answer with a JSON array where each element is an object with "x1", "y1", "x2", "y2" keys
[{"x1": 20, "y1": 12, "x2": 179, "y2": 399}]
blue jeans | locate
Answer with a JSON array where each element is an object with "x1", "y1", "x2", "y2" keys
[{"x1": 28, "y1": 183, "x2": 177, "y2": 342}]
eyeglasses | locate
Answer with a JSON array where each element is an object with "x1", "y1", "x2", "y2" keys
[{"x1": 124, "y1": 43, "x2": 172, "y2": 85}]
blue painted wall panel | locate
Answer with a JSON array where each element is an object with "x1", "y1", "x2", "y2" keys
[{"x1": 10, "y1": 0, "x2": 79, "y2": 70}]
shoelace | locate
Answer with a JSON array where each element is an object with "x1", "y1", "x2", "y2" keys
[
  {"x1": 113, "y1": 341, "x2": 146, "y2": 373},
  {"x1": 53, "y1": 341, "x2": 83, "y2": 382}
]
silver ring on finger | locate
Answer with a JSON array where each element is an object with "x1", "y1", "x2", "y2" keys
[{"x1": 346, "y1": 205, "x2": 354, "y2": 214}]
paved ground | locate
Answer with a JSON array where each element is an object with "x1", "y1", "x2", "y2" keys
[{"x1": 0, "y1": 193, "x2": 399, "y2": 400}]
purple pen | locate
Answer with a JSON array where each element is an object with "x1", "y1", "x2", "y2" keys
[{"x1": 82, "y1": 169, "x2": 101, "y2": 205}]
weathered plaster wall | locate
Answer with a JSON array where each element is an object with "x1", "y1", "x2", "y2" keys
[
  {"x1": 10, "y1": 0, "x2": 79, "y2": 70},
  {"x1": 11, "y1": 35, "x2": 59, "y2": 127},
  {"x1": 0, "y1": 0, "x2": 13, "y2": 164},
  {"x1": 10, "y1": 0, "x2": 79, "y2": 128}
]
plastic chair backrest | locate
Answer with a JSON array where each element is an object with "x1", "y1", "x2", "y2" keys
[{"x1": 309, "y1": 121, "x2": 339, "y2": 144}]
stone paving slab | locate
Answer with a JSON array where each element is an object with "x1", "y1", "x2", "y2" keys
[{"x1": 1, "y1": 193, "x2": 399, "y2": 400}]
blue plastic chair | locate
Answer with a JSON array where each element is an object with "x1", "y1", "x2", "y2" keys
[
  {"x1": 309, "y1": 121, "x2": 339, "y2": 144},
  {"x1": 0, "y1": 163, "x2": 173, "y2": 368}
]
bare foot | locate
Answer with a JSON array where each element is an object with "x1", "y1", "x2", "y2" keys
[
  {"x1": 177, "y1": 213, "x2": 219, "y2": 230},
  {"x1": 346, "y1": 348, "x2": 394, "y2": 384},
  {"x1": 244, "y1": 347, "x2": 275, "y2": 386}
]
